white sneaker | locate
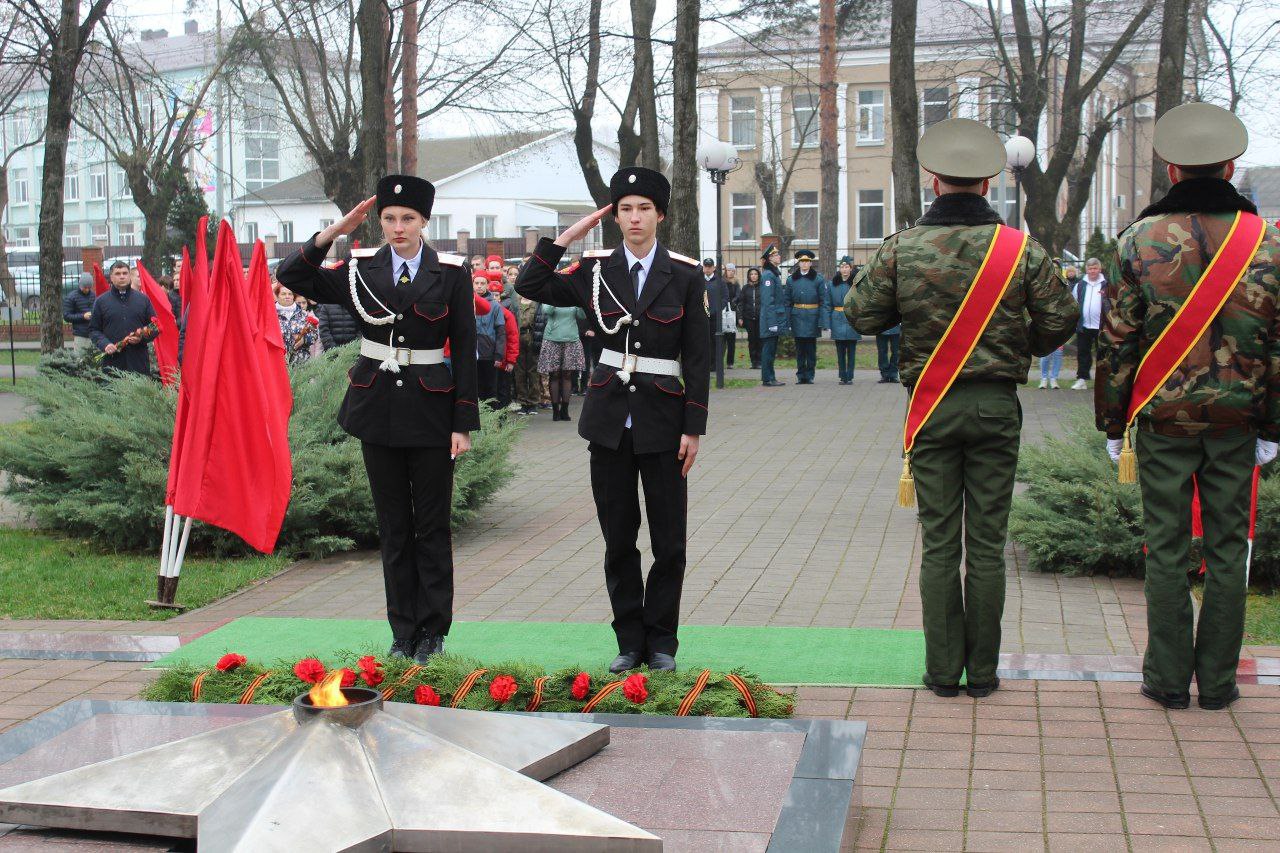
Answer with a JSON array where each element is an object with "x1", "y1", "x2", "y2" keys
[
  {"x1": 1072, "y1": 379, "x2": 1088, "y2": 390},
  {"x1": 1050, "y1": 379, "x2": 1060, "y2": 389},
  {"x1": 1038, "y1": 378, "x2": 1048, "y2": 389}
]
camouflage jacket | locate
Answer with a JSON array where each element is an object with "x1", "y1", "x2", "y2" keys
[
  {"x1": 1096, "y1": 179, "x2": 1280, "y2": 440},
  {"x1": 844, "y1": 193, "x2": 1078, "y2": 386}
]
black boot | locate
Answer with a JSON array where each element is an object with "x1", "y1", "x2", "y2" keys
[
  {"x1": 560, "y1": 402, "x2": 573, "y2": 422},
  {"x1": 553, "y1": 402, "x2": 565, "y2": 421}
]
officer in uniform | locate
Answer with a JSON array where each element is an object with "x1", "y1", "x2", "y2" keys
[
  {"x1": 276, "y1": 174, "x2": 479, "y2": 665},
  {"x1": 828, "y1": 255, "x2": 861, "y2": 385},
  {"x1": 516, "y1": 167, "x2": 710, "y2": 673},
  {"x1": 1097, "y1": 103, "x2": 1280, "y2": 711},
  {"x1": 846, "y1": 119, "x2": 1078, "y2": 697},
  {"x1": 787, "y1": 249, "x2": 830, "y2": 384},
  {"x1": 758, "y1": 246, "x2": 789, "y2": 386}
]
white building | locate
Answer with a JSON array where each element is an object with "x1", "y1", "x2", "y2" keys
[{"x1": 231, "y1": 130, "x2": 620, "y2": 248}]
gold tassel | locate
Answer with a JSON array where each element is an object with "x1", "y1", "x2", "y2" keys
[
  {"x1": 897, "y1": 453, "x2": 916, "y2": 508},
  {"x1": 1118, "y1": 427, "x2": 1137, "y2": 484}
]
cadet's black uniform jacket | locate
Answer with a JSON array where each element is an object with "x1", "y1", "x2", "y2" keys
[
  {"x1": 275, "y1": 235, "x2": 479, "y2": 447},
  {"x1": 515, "y1": 238, "x2": 710, "y2": 453}
]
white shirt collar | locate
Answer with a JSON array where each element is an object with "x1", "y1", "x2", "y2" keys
[
  {"x1": 622, "y1": 241, "x2": 658, "y2": 277},
  {"x1": 391, "y1": 241, "x2": 426, "y2": 281}
]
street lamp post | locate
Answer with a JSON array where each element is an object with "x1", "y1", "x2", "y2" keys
[
  {"x1": 696, "y1": 138, "x2": 742, "y2": 390},
  {"x1": 1004, "y1": 135, "x2": 1036, "y2": 231}
]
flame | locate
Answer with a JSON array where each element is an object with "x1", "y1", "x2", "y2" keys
[{"x1": 308, "y1": 671, "x2": 349, "y2": 707}]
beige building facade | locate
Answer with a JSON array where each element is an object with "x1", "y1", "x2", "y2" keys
[{"x1": 696, "y1": 0, "x2": 1159, "y2": 271}]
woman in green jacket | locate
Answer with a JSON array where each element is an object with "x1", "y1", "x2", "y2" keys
[{"x1": 537, "y1": 303, "x2": 587, "y2": 421}]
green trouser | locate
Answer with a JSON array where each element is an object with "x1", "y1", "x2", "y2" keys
[
  {"x1": 1136, "y1": 429, "x2": 1253, "y2": 699},
  {"x1": 911, "y1": 381, "x2": 1021, "y2": 687}
]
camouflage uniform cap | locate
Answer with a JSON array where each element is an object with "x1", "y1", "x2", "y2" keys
[
  {"x1": 1153, "y1": 102, "x2": 1247, "y2": 167},
  {"x1": 917, "y1": 118, "x2": 1007, "y2": 181}
]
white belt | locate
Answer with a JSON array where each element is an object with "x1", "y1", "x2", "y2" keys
[
  {"x1": 600, "y1": 348, "x2": 681, "y2": 377},
  {"x1": 360, "y1": 338, "x2": 445, "y2": 367}
]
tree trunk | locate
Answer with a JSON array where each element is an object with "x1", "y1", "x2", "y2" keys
[
  {"x1": 401, "y1": 0, "x2": 419, "y2": 175},
  {"x1": 1150, "y1": 0, "x2": 1190, "y2": 199},
  {"x1": 888, "y1": 0, "x2": 920, "y2": 230},
  {"x1": 662, "y1": 0, "x2": 700, "y2": 256},
  {"x1": 618, "y1": 0, "x2": 660, "y2": 171},
  {"x1": 573, "y1": 0, "x2": 621, "y2": 245},
  {"x1": 357, "y1": 0, "x2": 389, "y2": 242},
  {"x1": 0, "y1": 169, "x2": 15, "y2": 308},
  {"x1": 818, "y1": 0, "x2": 839, "y2": 268},
  {"x1": 383, "y1": 7, "x2": 398, "y2": 173}
]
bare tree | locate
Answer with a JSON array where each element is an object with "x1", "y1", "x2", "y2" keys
[
  {"x1": 0, "y1": 10, "x2": 40, "y2": 307},
  {"x1": 357, "y1": 0, "x2": 389, "y2": 206},
  {"x1": 7, "y1": 0, "x2": 113, "y2": 352},
  {"x1": 888, "y1": 0, "x2": 920, "y2": 229},
  {"x1": 1189, "y1": 0, "x2": 1280, "y2": 113},
  {"x1": 618, "y1": 0, "x2": 661, "y2": 170},
  {"x1": 400, "y1": 0, "x2": 419, "y2": 174},
  {"x1": 1150, "y1": 0, "x2": 1191, "y2": 197},
  {"x1": 664, "y1": 0, "x2": 701, "y2": 257},
  {"x1": 74, "y1": 20, "x2": 240, "y2": 273},
  {"x1": 818, "y1": 0, "x2": 838, "y2": 265}
]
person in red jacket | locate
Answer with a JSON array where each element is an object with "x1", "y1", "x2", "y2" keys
[{"x1": 493, "y1": 284, "x2": 520, "y2": 410}]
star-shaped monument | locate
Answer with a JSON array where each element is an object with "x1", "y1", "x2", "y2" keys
[{"x1": 0, "y1": 689, "x2": 661, "y2": 852}]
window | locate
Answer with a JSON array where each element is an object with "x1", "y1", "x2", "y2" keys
[
  {"x1": 730, "y1": 192, "x2": 756, "y2": 242},
  {"x1": 987, "y1": 184, "x2": 1016, "y2": 222},
  {"x1": 791, "y1": 91, "x2": 818, "y2": 148},
  {"x1": 857, "y1": 189, "x2": 885, "y2": 241},
  {"x1": 64, "y1": 173, "x2": 80, "y2": 202},
  {"x1": 118, "y1": 221, "x2": 138, "y2": 246},
  {"x1": 243, "y1": 221, "x2": 259, "y2": 242},
  {"x1": 10, "y1": 168, "x2": 28, "y2": 204},
  {"x1": 91, "y1": 223, "x2": 108, "y2": 244},
  {"x1": 475, "y1": 215, "x2": 496, "y2": 239},
  {"x1": 921, "y1": 86, "x2": 950, "y2": 129},
  {"x1": 63, "y1": 224, "x2": 83, "y2": 246},
  {"x1": 792, "y1": 190, "x2": 818, "y2": 240},
  {"x1": 989, "y1": 94, "x2": 1017, "y2": 136},
  {"x1": 243, "y1": 91, "x2": 273, "y2": 133},
  {"x1": 244, "y1": 136, "x2": 279, "y2": 192},
  {"x1": 319, "y1": 219, "x2": 334, "y2": 230},
  {"x1": 11, "y1": 226, "x2": 32, "y2": 247},
  {"x1": 856, "y1": 90, "x2": 885, "y2": 144},
  {"x1": 89, "y1": 165, "x2": 107, "y2": 200},
  {"x1": 921, "y1": 186, "x2": 937, "y2": 214},
  {"x1": 114, "y1": 167, "x2": 131, "y2": 198},
  {"x1": 278, "y1": 220, "x2": 294, "y2": 242},
  {"x1": 427, "y1": 215, "x2": 451, "y2": 241},
  {"x1": 730, "y1": 96, "x2": 756, "y2": 147}
]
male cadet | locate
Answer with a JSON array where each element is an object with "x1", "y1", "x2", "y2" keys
[
  {"x1": 516, "y1": 167, "x2": 710, "y2": 673},
  {"x1": 1097, "y1": 103, "x2": 1280, "y2": 711},
  {"x1": 846, "y1": 118, "x2": 1078, "y2": 698}
]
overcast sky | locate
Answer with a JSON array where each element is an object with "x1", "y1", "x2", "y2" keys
[{"x1": 115, "y1": 0, "x2": 1280, "y2": 169}]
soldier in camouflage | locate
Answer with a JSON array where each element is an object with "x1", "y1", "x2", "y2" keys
[
  {"x1": 1097, "y1": 103, "x2": 1280, "y2": 711},
  {"x1": 846, "y1": 118, "x2": 1078, "y2": 698}
]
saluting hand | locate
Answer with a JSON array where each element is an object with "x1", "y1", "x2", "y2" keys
[
  {"x1": 554, "y1": 206, "x2": 612, "y2": 249},
  {"x1": 317, "y1": 195, "x2": 377, "y2": 247}
]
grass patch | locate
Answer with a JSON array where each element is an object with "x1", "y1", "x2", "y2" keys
[
  {"x1": 1245, "y1": 592, "x2": 1280, "y2": 646},
  {"x1": 0, "y1": 529, "x2": 290, "y2": 620}
]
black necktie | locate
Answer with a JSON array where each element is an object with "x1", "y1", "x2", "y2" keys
[
  {"x1": 631, "y1": 261, "x2": 643, "y2": 300},
  {"x1": 398, "y1": 263, "x2": 411, "y2": 287}
]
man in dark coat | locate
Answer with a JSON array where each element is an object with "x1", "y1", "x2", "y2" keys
[
  {"x1": 314, "y1": 301, "x2": 360, "y2": 350},
  {"x1": 63, "y1": 273, "x2": 96, "y2": 352},
  {"x1": 89, "y1": 261, "x2": 159, "y2": 375}
]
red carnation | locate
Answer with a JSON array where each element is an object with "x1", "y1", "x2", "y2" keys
[
  {"x1": 622, "y1": 673, "x2": 648, "y2": 704},
  {"x1": 293, "y1": 657, "x2": 326, "y2": 684},
  {"x1": 361, "y1": 668, "x2": 385, "y2": 687},
  {"x1": 571, "y1": 672, "x2": 591, "y2": 701},
  {"x1": 357, "y1": 655, "x2": 380, "y2": 674},
  {"x1": 339, "y1": 668, "x2": 356, "y2": 688},
  {"x1": 489, "y1": 675, "x2": 518, "y2": 704},
  {"x1": 414, "y1": 684, "x2": 441, "y2": 706},
  {"x1": 215, "y1": 653, "x2": 246, "y2": 672}
]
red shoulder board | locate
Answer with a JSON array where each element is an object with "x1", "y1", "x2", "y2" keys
[{"x1": 559, "y1": 262, "x2": 580, "y2": 275}]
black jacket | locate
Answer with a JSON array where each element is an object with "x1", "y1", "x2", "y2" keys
[
  {"x1": 516, "y1": 238, "x2": 710, "y2": 453},
  {"x1": 89, "y1": 287, "x2": 159, "y2": 375},
  {"x1": 63, "y1": 288, "x2": 95, "y2": 336},
  {"x1": 275, "y1": 236, "x2": 479, "y2": 447},
  {"x1": 738, "y1": 282, "x2": 761, "y2": 325},
  {"x1": 314, "y1": 301, "x2": 360, "y2": 349}
]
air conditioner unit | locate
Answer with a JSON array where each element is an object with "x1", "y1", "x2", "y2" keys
[{"x1": 1134, "y1": 102, "x2": 1156, "y2": 120}]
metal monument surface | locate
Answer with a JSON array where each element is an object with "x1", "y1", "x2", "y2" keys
[{"x1": 0, "y1": 687, "x2": 661, "y2": 852}]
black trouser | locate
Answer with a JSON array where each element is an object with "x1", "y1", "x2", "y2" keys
[
  {"x1": 1076, "y1": 328, "x2": 1099, "y2": 380},
  {"x1": 476, "y1": 358, "x2": 496, "y2": 403},
  {"x1": 745, "y1": 324, "x2": 761, "y2": 367},
  {"x1": 577, "y1": 334, "x2": 600, "y2": 392},
  {"x1": 495, "y1": 368, "x2": 513, "y2": 409},
  {"x1": 835, "y1": 340, "x2": 856, "y2": 382},
  {"x1": 795, "y1": 337, "x2": 817, "y2": 382},
  {"x1": 721, "y1": 332, "x2": 737, "y2": 367},
  {"x1": 589, "y1": 429, "x2": 688, "y2": 656},
  {"x1": 361, "y1": 443, "x2": 455, "y2": 643},
  {"x1": 876, "y1": 334, "x2": 900, "y2": 381}
]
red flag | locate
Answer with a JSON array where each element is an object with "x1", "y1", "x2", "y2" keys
[
  {"x1": 246, "y1": 239, "x2": 293, "y2": 439},
  {"x1": 169, "y1": 220, "x2": 291, "y2": 552},
  {"x1": 179, "y1": 246, "x2": 193, "y2": 318},
  {"x1": 135, "y1": 262, "x2": 180, "y2": 386},
  {"x1": 189, "y1": 216, "x2": 211, "y2": 306},
  {"x1": 91, "y1": 264, "x2": 110, "y2": 296}
]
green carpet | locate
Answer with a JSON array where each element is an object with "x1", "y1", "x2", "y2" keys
[{"x1": 156, "y1": 618, "x2": 925, "y2": 686}]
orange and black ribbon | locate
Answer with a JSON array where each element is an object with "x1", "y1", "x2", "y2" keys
[
  {"x1": 525, "y1": 676, "x2": 550, "y2": 712},
  {"x1": 381, "y1": 664, "x2": 423, "y2": 700},
  {"x1": 450, "y1": 668, "x2": 488, "y2": 708},
  {"x1": 724, "y1": 673, "x2": 758, "y2": 717},
  {"x1": 581, "y1": 680, "x2": 623, "y2": 713},
  {"x1": 677, "y1": 669, "x2": 713, "y2": 717},
  {"x1": 237, "y1": 671, "x2": 273, "y2": 704},
  {"x1": 191, "y1": 670, "x2": 210, "y2": 702}
]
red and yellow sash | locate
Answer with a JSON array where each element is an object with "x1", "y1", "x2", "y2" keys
[
  {"x1": 903, "y1": 225, "x2": 1028, "y2": 455},
  {"x1": 1125, "y1": 211, "x2": 1266, "y2": 425}
]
